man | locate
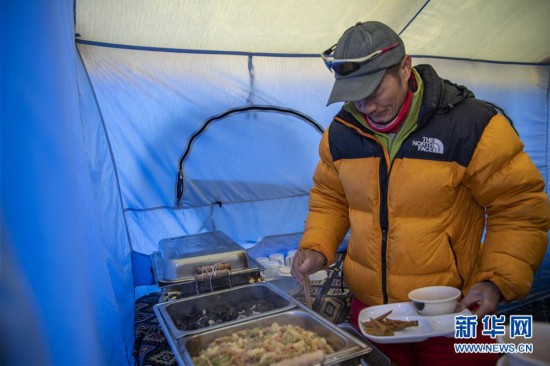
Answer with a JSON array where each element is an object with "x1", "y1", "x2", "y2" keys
[{"x1": 291, "y1": 21, "x2": 550, "y2": 365}]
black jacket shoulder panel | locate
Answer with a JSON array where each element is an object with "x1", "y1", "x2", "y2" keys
[
  {"x1": 329, "y1": 111, "x2": 382, "y2": 162},
  {"x1": 396, "y1": 98, "x2": 497, "y2": 166},
  {"x1": 328, "y1": 65, "x2": 499, "y2": 167}
]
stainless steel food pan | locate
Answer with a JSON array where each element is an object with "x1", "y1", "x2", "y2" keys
[
  {"x1": 177, "y1": 309, "x2": 371, "y2": 365},
  {"x1": 154, "y1": 282, "x2": 295, "y2": 339}
]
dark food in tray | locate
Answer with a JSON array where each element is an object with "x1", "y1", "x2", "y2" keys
[
  {"x1": 171, "y1": 293, "x2": 289, "y2": 331},
  {"x1": 156, "y1": 283, "x2": 294, "y2": 337}
]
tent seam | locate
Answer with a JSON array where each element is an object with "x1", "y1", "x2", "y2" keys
[
  {"x1": 74, "y1": 40, "x2": 548, "y2": 66},
  {"x1": 124, "y1": 192, "x2": 310, "y2": 213},
  {"x1": 412, "y1": 55, "x2": 548, "y2": 67},
  {"x1": 399, "y1": 0, "x2": 430, "y2": 35},
  {"x1": 75, "y1": 45, "x2": 134, "y2": 252},
  {"x1": 75, "y1": 39, "x2": 318, "y2": 58}
]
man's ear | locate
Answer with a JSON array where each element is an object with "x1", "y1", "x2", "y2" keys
[{"x1": 401, "y1": 55, "x2": 412, "y2": 81}]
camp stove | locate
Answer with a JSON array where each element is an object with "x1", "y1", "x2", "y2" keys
[{"x1": 151, "y1": 231, "x2": 263, "y2": 301}]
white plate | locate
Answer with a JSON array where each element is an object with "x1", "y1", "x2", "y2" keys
[{"x1": 358, "y1": 301, "x2": 472, "y2": 344}]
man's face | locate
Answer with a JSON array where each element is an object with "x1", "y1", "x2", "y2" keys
[{"x1": 352, "y1": 58, "x2": 411, "y2": 125}]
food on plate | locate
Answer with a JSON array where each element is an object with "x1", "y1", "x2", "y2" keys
[
  {"x1": 191, "y1": 322, "x2": 334, "y2": 366},
  {"x1": 361, "y1": 310, "x2": 418, "y2": 336}
]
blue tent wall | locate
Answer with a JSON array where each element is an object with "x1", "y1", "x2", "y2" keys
[
  {"x1": 78, "y1": 40, "x2": 550, "y2": 307},
  {"x1": 1, "y1": 1, "x2": 134, "y2": 365}
]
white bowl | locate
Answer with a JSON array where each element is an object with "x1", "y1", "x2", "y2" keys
[{"x1": 408, "y1": 286, "x2": 461, "y2": 316}]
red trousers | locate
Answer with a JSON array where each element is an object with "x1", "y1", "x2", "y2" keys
[{"x1": 350, "y1": 297, "x2": 500, "y2": 366}]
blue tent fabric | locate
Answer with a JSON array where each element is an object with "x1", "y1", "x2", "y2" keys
[
  {"x1": 1, "y1": 1, "x2": 134, "y2": 365},
  {"x1": 1, "y1": 1, "x2": 549, "y2": 365}
]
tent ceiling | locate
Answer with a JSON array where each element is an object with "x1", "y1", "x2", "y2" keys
[{"x1": 76, "y1": 0, "x2": 550, "y2": 64}]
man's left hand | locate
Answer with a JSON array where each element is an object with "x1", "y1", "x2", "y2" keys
[{"x1": 456, "y1": 281, "x2": 502, "y2": 317}]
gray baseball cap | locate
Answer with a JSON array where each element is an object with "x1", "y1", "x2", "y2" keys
[{"x1": 326, "y1": 21, "x2": 405, "y2": 105}]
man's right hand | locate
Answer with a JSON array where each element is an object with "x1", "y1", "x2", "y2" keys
[{"x1": 290, "y1": 249, "x2": 327, "y2": 283}]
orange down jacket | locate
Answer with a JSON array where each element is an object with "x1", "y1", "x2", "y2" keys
[{"x1": 300, "y1": 65, "x2": 550, "y2": 306}]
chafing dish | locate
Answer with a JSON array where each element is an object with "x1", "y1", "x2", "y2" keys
[
  {"x1": 151, "y1": 231, "x2": 264, "y2": 300},
  {"x1": 338, "y1": 323, "x2": 391, "y2": 366},
  {"x1": 153, "y1": 282, "x2": 294, "y2": 338},
  {"x1": 155, "y1": 282, "x2": 371, "y2": 365},
  {"x1": 152, "y1": 232, "x2": 373, "y2": 365},
  {"x1": 177, "y1": 309, "x2": 371, "y2": 365}
]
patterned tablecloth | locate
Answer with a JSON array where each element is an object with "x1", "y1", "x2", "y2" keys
[{"x1": 133, "y1": 252, "x2": 352, "y2": 366}]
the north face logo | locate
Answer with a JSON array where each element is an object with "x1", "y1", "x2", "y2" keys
[{"x1": 412, "y1": 137, "x2": 444, "y2": 154}]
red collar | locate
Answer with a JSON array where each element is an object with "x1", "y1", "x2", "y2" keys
[
  {"x1": 364, "y1": 73, "x2": 417, "y2": 134},
  {"x1": 365, "y1": 89, "x2": 412, "y2": 133}
]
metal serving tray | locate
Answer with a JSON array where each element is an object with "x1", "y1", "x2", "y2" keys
[
  {"x1": 337, "y1": 323, "x2": 390, "y2": 366},
  {"x1": 152, "y1": 231, "x2": 263, "y2": 287},
  {"x1": 154, "y1": 282, "x2": 295, "y2": 339},
  {"x1": 175, "y1": 309, "x2": 371, "y2": 365}
]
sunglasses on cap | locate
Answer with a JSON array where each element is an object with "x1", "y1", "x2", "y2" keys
[{"x1": 321, "y1": 42, "x2": 400, "y2": 76}]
